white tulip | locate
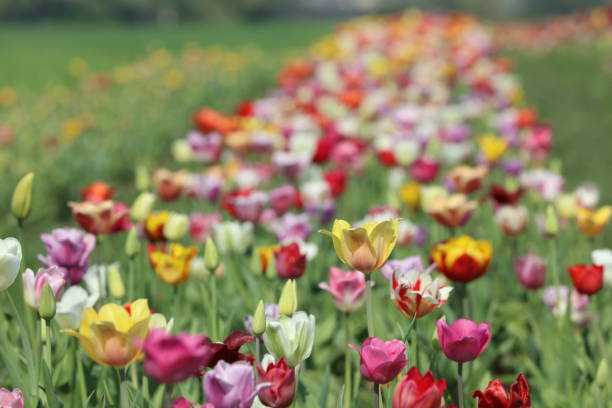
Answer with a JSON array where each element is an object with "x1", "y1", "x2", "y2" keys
[
  {"x1": 55, "y1": 286, "x2": 98, "y2": 330},
  {"x1": 213, "y1": 221, "x2": 254, "y2": 254},
  {"x1": 592, "y1": 249, "x2": 612, "y2": 286},
  {"x1": 0, "y1": 237, "x2": 22, "y2": 292},
  {"x1": 263, "y1": 311, "x2": 315, "y2": 367}
]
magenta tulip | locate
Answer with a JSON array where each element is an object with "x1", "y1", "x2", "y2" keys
[
  {"x1": 22, "y1": 266, "x2": 66, "y2": 310},
  {"x1": 142, "y1": 329, "x2": 211, "y2": 384},
  {"x1": 515, "y1": 253, "x2": 546, "y2": 290},
  {"x1": 436, "y1": 318, "x2": 491, "y2": 363},
  {"x1": 318, "y1": 266, "x2": 367, "y2": 312},
  {"x1": 349, "y1": 337, "x2": 408, "y2": 384}
]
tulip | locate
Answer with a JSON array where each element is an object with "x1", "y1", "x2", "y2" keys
[
  {"x1": 63, "y1": 298, "x2": 152, "y2": 367},
  {"x1": 142, "y1": 329, "x2": 211, "y2": 384},
  {"x1": 489, "y1": 183, "x2": 522, "y2": 207},
  {"x1": 274, "y1": 243, "x2": 307, "y2": 280},
  {"x1": 11, "y1": 172, "x2": 34, "y2": 224},
  {"x1": 81, "y1": 181, "x2": 114, "y2": 203},
  {"x1": 0, "y1": 388, "x2": 24, "y2": 408},
  {"x1": 278, "y1": 280, "x2": 298, "y2": 317},
  {"x1": 410, "y1": 156, "x2": 439, "y2": 183},
  {"x1": 264, "y1": 311, "x2": 315, "y2": 367},
  {"x1": 575, "y1": 205, "x2": 611, "y2": 236},
  {"x1": 150, "y1": 243, "x2": 197, "y2": 285},
  {"x1": 257, "y1": 356, "x2": 296, "y2": 408},
  {"x1": 189, "y1": 213, "x2": 222, "y2": 243},
  {"x1": 574, "y1": 182, "x2": 599, "y2": 208},
  {"x1": 391, "y1": 268, "x2": 452, "y2": 319},
  {"x1": 349, "y1": 337, "x2": 408, "y2": 384},
  {"x1": 324, "y1": 168, "x2": 348, "y2": 197},
  {"x1": 163, "y1": 213, "x2": 189, "y2": 241},
  {"x1": 436, "y1": 318, "x2": 491, "y2": 363},
  {"x1": 568, "y1": 264, "x2": 604, "y2": 295},
  {"x1": 39, "y1": 284, "x2": 57, "y2": 320},
  {"x1": 592, "y1": 249, "x2": 612, "y2": 286},
  {"x1": 427, "y1": 194, "x2": 477, "y2": 228},
  {"x1": 472, "y1": 374, "x2": 531, "y2": 408},
  {"x1": 171, "y1": 397, "x2": 202, "y2": 408},
  {"x1": 399, "y1": 181, "x2": 421, "y2": 211},
  {"x1": 270, "y1": 213, "x2": 311, "y2": 243},
  {"x1": 213, "y1": 221, "x2": 254, "y2": 254},
  {"x1": 245, "y1": 303, "x2": 279, "y2": 336},
  {"x1": 0, "y1": 237, "x2": 22, "y2": 292},
  {"x1": 55, "y1": 286, "x2": 99, "y2": 330},
  {"x1": 392, "y1": 366, "x2": 447, "y2": 408},
  {"x1": 318, "y1": 266, "x2": 367, "y2": 312},
  {"x1": 200, "y1": 331, "x2": 255, "y2": 368},
  {"x1": 204, "y1": 238, "x2": 220, "y2": 272},
  {"x1": 542, "y1": 285, "x2": 590, "y2": 323},
  {"x1": 252, "y1": 300, "x2": 267, "y2": 336},
  {"x1": 320, "y1": 219, "x2": 398, "y2": 274},
  {"x1": 22, "y1": 266, "x2": 66, "y2": 310},
  {"x1": 269, "y1": 185, "x2": 298, "y2": 215},
  {"x1": 145, "y1": 211, "x2": 171, "y2": 241},
  {"x1": 125, "y1": 226, "x2": 141, "y2": 258},
  {"x1": 446, "y1": 165, "x2": 487, "y2": 194},
  {"x1": 68, "y1": 200, "x2": 132, "y2": 235},
  {"x1": 431, "y1": 236, "x2": 492, "y2": 283},
  {"x1": 419, "y1": 186, "x2": 448, "y2": 213},
  {"x1": 108, "y1": 264, "x2": 125, "y2": 299},
  {"x1": 381, "y1": 256, "x2": 424, "y2": 281},
  {"x1": 187, "y1": 130, "x2": 223, "y2": 163},
  {"x1": 203, "y1": 361, "x2": 264, "y2": 408},
  {"x1": 130, "y1": 192, "x2": 156, "y2": 222},
  {"x1": 494, "y1": 205, "x2": 529, "y2": 236},
  {"x1": 514, "y1": 253, "x2": 546, "y2": 290},
  {"x1": 520, "y1": 169, "x2": 564, "y2": 202},
  {"x1": 555, "y1": 193, "x2": 576, "y2": 219},
  {"x1": 478, "y1": 134, "x2": 507, "y2": 162},
  {"x1": 38, "y1": 227, "x2": 96, "y2": 284},
  {"x1": 153, "y1": 168, "x2": 187, "y2": 201}
]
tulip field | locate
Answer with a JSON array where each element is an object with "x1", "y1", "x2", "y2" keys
[{"x1": 1, "y1": 7, "x2": 612, "y2": 408}]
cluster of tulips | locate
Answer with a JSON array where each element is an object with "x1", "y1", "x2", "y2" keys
[
  {"x1": 494, "y1": 5, "x2": 612, "y2": 51},
  {"x1": 1, "y1": 10, "x2": 611, "y2": 408}
]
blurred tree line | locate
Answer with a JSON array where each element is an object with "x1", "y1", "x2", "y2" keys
[{"x1": 0, "y1": 0, "x2": 609, "y2": 22}]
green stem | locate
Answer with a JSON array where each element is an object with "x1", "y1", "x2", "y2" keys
[
  {"x1": 373, "y1": 383, "x2": 380, "y2": 408},
  {"x1": 366, "y1": 275, "x2": 375, "y2": 337},
  {"x1": 128, "y1": 257, "x2": 136, "y2": 299},
  {"x1": 457, "y1": 362, "x2": 464, "y2": 408},
  {"x1": 412, "y1": 318, "x2": 418, "y2": 370},
  {"x1": 210, "y1": 276, "x2": 218, "y2": 341},
  {"x1": 343, "y1": 312, "x2": 351, "y2": 408},
  {"x1": 548, "y1": 239, "x2": 562, "y2": 327},
  {"x1": 119, "y1": 369, "x2": 129, "y2": 408}
]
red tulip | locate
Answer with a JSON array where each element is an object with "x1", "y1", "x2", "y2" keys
[
  {"x1": 392, "y1": 366, "x2": 447, "y2": 408},
  {"x1": 472, "y1": 373, "x2": 531, "y2": 408},
  {"x1": 410, "y1": 156, "x2": 439, "y2": 183},
  {"x1": 81, "y1": 181, "x2": 114, "y2": 203},
  {"x1": 202, "y1": 331, "x2": 255, "y2": 369},
  {"x1": 257, "y1": 357, "x2": 296, "y2": 408},
  {"x1": 568, "y1": 264, "x2": 604, "y2": 295},
  {"x1": 274, "y1": 243, "x2": 307, "y2": 280},
  {"x1": 324, "y1": 169, "x2": 347, "y2": 197}
]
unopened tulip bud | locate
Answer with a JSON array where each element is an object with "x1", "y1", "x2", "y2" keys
[
  {"x1": 135, "y1": 165, "x2": 150, "y2": 191},
  {"x1": 545, "y1": 205, "x2": 558, "y2": 237},
  {"x1": 278, "y1": 280, "x2": 297, "y2": 317},
  {"x1": 11, "y1": 172, "x2": 34, "y2": 224},
  {"x1": 204, "y1": 238, "x2": 220, "y2": 272},
  {"x1": 189, "y1": 257, "x2": 209, "y2": 280},
  {"x1": 108, "y1": 264, "x2": 125, "y2": 299},
  {"x1": 130, "y1": 192, "x2": 156, "y2": 221},
  {"x1": 595, "y1": 359, "x2": 608, "y2": 389},
  {"x1": 163, "y1": 213, "x2": 188, "y2": 241},
  {"x1": 172, "y1": 139, "x2": 193, "y2": 163},
  {"x1": 125, "y1": 227, "x2": 141, "y2": 258},
  {"x1": 39, "y1": 284, "x2": 56, "y2": 321},
  {"x1": 252, "y1": 300, "x2": 266, "y2": 336}
]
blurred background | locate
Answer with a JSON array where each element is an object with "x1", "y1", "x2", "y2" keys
[{"x1": 1, "y1": 0, "x2": 611, "y2": 238}]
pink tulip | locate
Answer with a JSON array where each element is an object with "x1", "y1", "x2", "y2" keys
[
  {"x1": 22, "y1": 266, "x2": 66, "y2": 310},
  {"x1": 318, "y1": 267, "x2": 367, "y2": 312},
  {"x1": 38, "y1": 227, "x2": 96, "y2": 284},
  {"x1": 0, "y1": 388, "x2": 24, "y2": 408},
  {"x1": 269, "y1": 185, "x2": 298, "y2": 215},
  {"x1": 436, "y1": 318, "x2": 491, "y2": 363},
  {"x1": 515, "y1": 253, "x2": 546, "y2": 290},
  {"x1": 410, "y1": 156, "x2": 439, "y2": 183},
  {"x1": 142, "y1": 329, "x2": 211, "y2": 384},
  {"x1": 189, "y1": 212, "x2": 222, "y2": 243},
  {"x1": 349, "y1": 337, "x2": 408, "y2": 384},
  {"x1": 203, "y1": 361, "x2": 265, "y2": 408}
]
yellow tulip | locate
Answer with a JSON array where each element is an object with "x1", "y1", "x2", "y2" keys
[
  {"x1": 150, "y1": 243, "x2": 197, "y2": 285},
  {"x1": 575, "y1": 206, "x2": 612, "y2": 236},
  {"x1": 320, "y1": 219, "x2": 398, "y2": 274},
  {"x1": 63, "y1": 299, "x2": 151, "y2": 367},
  {"x1": 399, "y1": 181, "x2": 421, "y2": 211},
  {"x1": 478, "y1": 134, "x2": 508, "y2": 163}
]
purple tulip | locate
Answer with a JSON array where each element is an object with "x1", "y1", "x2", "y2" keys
[
  {"x1": 142, "y1": 329, "x2": 212, "y2": 384},
  {"x1": 381, "y1": 256, "x2": 425, "y2": 281},
  {"x1": 22, "y1": 266, "x2": 66, "y2": 310},
  {"x1": 270, "y1": 213, "x2": 311, "y2": 242},
  {"x1": 349, "y1": 337, "x2": 408, "y2": 384},
  {"x1": 436, "y1": 318, "x2": 491, "y2": 363},
  {"x1": 203, "y1": 361, "x2": 266, "y2": 408},
  {"x1": 38, "y1": 228, "x2": 95, "y2": 284},
  {"x1": 515, "y1": 253, "x2": 546, "y2": 290}
]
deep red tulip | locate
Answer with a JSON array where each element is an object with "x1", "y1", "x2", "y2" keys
[
  {"x1": 274, "y1": 243, "x2": 307, "y2": 280},
  {"x1": 324, "y1": 169, "x2": 347, "y2": 197},
  {"x1": 568, "y1": 264, "x2": 604, "y2": 295},
  {"x1": 392, "y1": 366, "x2": 447, "y2": 408},
  {"x1": 81, "y1": 181, "x2": 114, "y2": 203},
  {"x1": 489, "y1": 184, "x2": 522, "y2": 207},
  {"x1": 472, "y1": 373, "x2": 531, "y2": 408},
  {"x1": 202, "y1": 331, "x2": 255, "y2": 369},
  {"x1": 410, "y1": 156, "x2": 439, "y2": 183},
  {"x1": 257, "y1": 357, "x2": 296, "y2": 408}
]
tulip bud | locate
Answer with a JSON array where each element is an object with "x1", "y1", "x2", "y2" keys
[
  {"x1": 11, "y1": 172, "x2": 34, "y2": 224},
  {"x1": 163, "y1": 213, "x2": 188, "y2": 241},
  {"x1": 545, "y1": 205, "x2": 558, "y2": 237},
  {"x1": 278, "y1": 280, "x2": 297, "y2": 317},
  {"x1": 252, "y1": 300, "x2": 266, "y2": 336},
  {"x1": 135, "y1": 165, "x2": 150, "y2": 192},
  {"x1": 172, "y1": 140, "x2": 193, "y2": 163},
  {"x1": 130, "y1": 192, "x2": 156, "y2": 222},
  {"x1": 595, "y1": 359, "x2": 608, "y2": 389},
  {"x1": 39, "y1": 283, "x2": 56, "y2": 321},
  {"x1": 204, "y1": 238, "x2": 220, "y2": 272},
  {"x1": 108, "y1": 264, "x2": 125, "y2": 299},
  {"x1": 125, "y1": 227, "x2": 141, "y2": 258},
  {"x1": 189, "y1": 257, "x2": 209, "y2": 280}
]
